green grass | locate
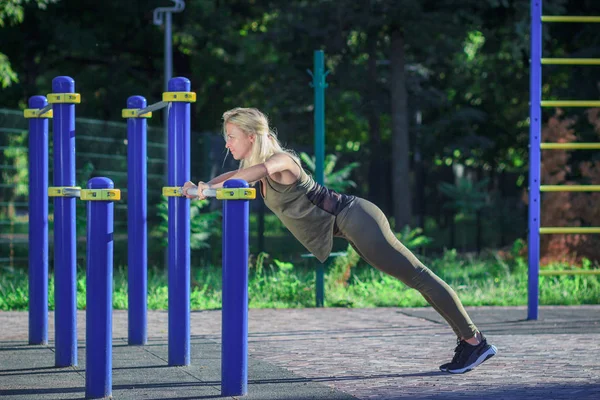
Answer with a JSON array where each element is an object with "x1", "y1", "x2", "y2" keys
[{"x1": 1, "y1": 248, "x2": 599, "y2": 311}]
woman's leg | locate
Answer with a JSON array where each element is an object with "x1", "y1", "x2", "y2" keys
[{"x1": 335, "y1": 199, "x2": 477, "y2": 339}]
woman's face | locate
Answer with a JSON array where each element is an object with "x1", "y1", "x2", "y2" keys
[{"x1": 225, "y1": 123, "x2": 255, "y2": 160}]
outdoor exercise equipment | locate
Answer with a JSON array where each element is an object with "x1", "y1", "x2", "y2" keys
[
  {"x1": 164, "y1": 181, "x2": 255, "y2": 396},
  {"x1": 528, "y1": 0, "x2": 600, "y2": 320}
]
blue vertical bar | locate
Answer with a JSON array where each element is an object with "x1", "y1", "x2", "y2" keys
[
  {"x1": 127, "y1": 96, "x2": 148, "y2": 345},
  {"x1": 52, "y1": 76, "x2": 77, "y2": 367},
  {"x1": 28, "y1": 96, "x2": 49, "y2": 345},
  {"x1": 312, "y1": 50, "x2": 327, "y2": 307},
  {"x1": 167, "y1": 77, "x2": 191, "y2": 366},
  {"x1": 221, "y1": 179, "x2": 249, "y2": 397},
  {"x1": 528, "y1": 0, "x2": 542, "y2": 320},
  {"x1": 313, "y1": 50, "x2": 326, "y2": 186},
  {"x1": 85, "y1": 177, "x2": 114, "y2": 399}
]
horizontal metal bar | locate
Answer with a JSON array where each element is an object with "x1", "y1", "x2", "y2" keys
[
  {"x1": 540, "y1": 270, "x2": 600, "y2": 276},
  {"x1": 540, "y1": 227, "x2": 600, "y2": 234},
  {"x1": 542, "y1": 16, "x2": 600, "y2": 23},
  {"x1": 77, "y1": 135, "x2": 124, "y2": 144},
  {"x1": 541, "y1": 143, "x2": 600, "y2": 149},
  {"x1": 93, "y1": 169, "x2": 163, "y2": 180},
  {"x1": 77, "y1": 151, "x2": 126, "y2": 161},
  {"x1": 137, "y1": 101, "x2": 169, "y2": 116},
  {"x1": 541, "y1": 101, "x2": 600, "y2": 107},
  {"x1": 541, "y1": 185, "x2": 600, "y2": 192},
  {"x1": 542, "y1": 58, "x2": 600, "y2": 65}
]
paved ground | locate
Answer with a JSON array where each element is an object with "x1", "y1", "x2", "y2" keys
[{"x1": 1, "y1": 305, "x2": 600, "y2": 399}]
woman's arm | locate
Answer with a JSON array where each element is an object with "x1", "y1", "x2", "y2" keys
[
  {"x1": 183, "y1": 153, "x2": 299, "y2": 199},
  {"x1": 209, "y1": 153, "x2": 298, "y2": 189},
  {"x1": 207, "y1": 170, "x2": 237, "y2": 186}
]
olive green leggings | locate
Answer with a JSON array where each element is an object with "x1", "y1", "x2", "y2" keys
[{"x1": 334, "y1": 198, "x2": 478, "y2": 339}]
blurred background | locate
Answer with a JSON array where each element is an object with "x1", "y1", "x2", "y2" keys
[{"x1": 2, "y1": 0, "x2": 600, "y2": 271}]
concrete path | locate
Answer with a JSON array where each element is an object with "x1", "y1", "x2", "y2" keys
[{"x1": 1, "y1": 306, "x2": 599, "y2": 399}]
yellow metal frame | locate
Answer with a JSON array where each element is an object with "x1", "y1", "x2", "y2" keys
[
  {"x1": 542, "y1": 16, "x2": 600, "y2": 23},
  {"x1": 162, "y1": 92, "x2": 197, "y2": 102},
  {"x1": 23, "y1": 109, "x2": 53, "y2": 119},
  {"x1": 216, "y1": 188, "x2": 256, "y2": 200},
  {"x1": 48, "y1": 186, "x2": 81, "y2": 197},
  {"x1": 46, "y1": 93, "x2": 81, "y2": 104},
  {"x1": 162, "y1": 187, "x2": 183, "y2": 197},
  {"x1": 541, "y1": 143, "x2": 600, "y2": 149},
  {"x1": 541, "y1": 100, "x2": 600, "y2": 107},
  {"x1": 121, "y1": 109, "x2": 152, "y2": 118},
  {"x1": 540, "y1": 269, "x2": 600, "y2": 276},
  {"x1": 540, "y1": 185, "x2": 600, "y2": 192},
  {"x1": 542, "y1": 58, "x2": 600, "y2": 65},
  {"x1": 540, "y1": 227, "x2": 600, "y2": 234},
  {"x1": 80, "y1": 189, "x2": 121, "y2": 201},
  {"x1": 162, "y1": 186, "x2": 256, "y2": 200}
]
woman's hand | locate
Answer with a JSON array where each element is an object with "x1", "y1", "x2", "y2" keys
[{"x1": 183, "y1": 181, "x2": 211, "y2": 200}]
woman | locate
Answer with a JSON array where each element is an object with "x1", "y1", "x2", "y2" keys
[{"x1": 183, "y1": 107, "x2": 497, "y2": 374}]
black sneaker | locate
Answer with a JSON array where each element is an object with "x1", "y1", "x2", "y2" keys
[{"x1": 440, "y1": 334, "x2": 497, "y2": 374}]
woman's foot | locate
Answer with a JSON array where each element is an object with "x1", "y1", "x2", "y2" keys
[{"x1": 439, "y1": 333, "x2": 497, "y2": 374}]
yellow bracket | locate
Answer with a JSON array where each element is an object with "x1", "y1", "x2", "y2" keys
[
  {"x1": 162, "y1": 187, "x2": 183, "y2": 197},
  {"x1": 48, "y1": 186, "x2": 81, "y2": 197},
  {"x1": 46, "y1": 93, "x2": 81, "y2": 104},
  {"x1": 122, "y1": 109, "x2": 152, "y2": 118},
  {"x1": 216, "y1": 188, "x2": 256, "y2": 200},
  {"x1": 80, "y1": 189, "x2": 121, "y2": 201},
  {"x1": 24, "y1": 109, "x2": 53, "y2": 119},
  {"x1": 162, "y1": 92, "x2": 196, "y2": 102}
]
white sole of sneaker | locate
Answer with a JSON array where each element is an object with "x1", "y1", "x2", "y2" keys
[{"x1": 447, "y1": 345, "x2": 498, "y2": 374}]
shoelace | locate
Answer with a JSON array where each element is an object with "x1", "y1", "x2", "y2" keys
[{"x1": 450, "y1": 339, "x2": 468, "y2": 364}]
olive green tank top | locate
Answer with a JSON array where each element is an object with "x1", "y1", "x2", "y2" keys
[{"x1": 260, "y1": 163, "x2": 355, "y2": 263}]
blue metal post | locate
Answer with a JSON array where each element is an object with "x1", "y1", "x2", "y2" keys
[
  {"x1": 28, "y1": 95, "x2": 49, "y2": 345},
  {"x1": 528, "y1": 0, "x2": 542, "y2": 320},
  {"x1": 312, "y1": 50, "x2": 327, "y2": 186},
  {"x1": 85, "y1": 177, "x2": 115, "y2": 399},
  {"x1": 312, "y1": 50, "x2": 328, "y2": 308},
  {"x1": 221, "y1": 179, "x2": 249, "y2": 397},
  {"x1": 52, "y1": 76, "x2": 77, "y2": 367},
  {"x1": 167, "y1": 77, "x2": 191, "y2": 366},
  {"x1": 127, "y1": 96, "x2": 148, "y2": 345}
]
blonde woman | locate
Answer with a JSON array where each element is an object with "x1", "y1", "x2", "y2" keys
[{"x1": 183, "y1": 107, "x2": 497, "y2": 374}]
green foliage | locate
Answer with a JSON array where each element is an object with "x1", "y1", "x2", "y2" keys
[
  {"x1": 438, "y1": 177, "x2": 489, "y2": 215},
  {"x1": 0, "y1": 0, "x2": 59, "y2": 27},
  {"x1": 394, "y1": 225, "x2": 433, "y2": 249},
  {"x1": 156, "y1": 197, "x2": 221, "y2": 250},
  {"x1": 2, "y1": 242, "x2": 600, "y2": 310},
  {"x1": 299, "y1": 152, "x2": 360, "y2": 192}
]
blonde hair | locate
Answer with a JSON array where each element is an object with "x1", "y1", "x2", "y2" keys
[{"x1": 222, "y1": 107, "x2": 298, "y2": 169}]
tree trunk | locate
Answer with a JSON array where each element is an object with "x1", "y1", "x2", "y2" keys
[{"x1": 390, "y1": 26, "x2": 411, "y2": 230}]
